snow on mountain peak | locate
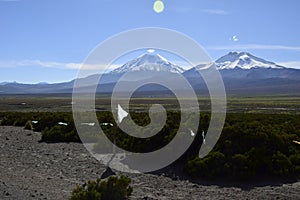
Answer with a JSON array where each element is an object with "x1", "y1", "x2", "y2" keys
[
  {"x1": 111, "y1": 54, "x2": 185, "y2": 74},
  {"x1": 216, "y1": 51, "x2": 284, "y2": 70},
  {"x1": 110, "y1": 52, "x2": 286, "y2": 74},
  {"x1": 156, "y1": 54, "x2": 169, "y2": 63}
]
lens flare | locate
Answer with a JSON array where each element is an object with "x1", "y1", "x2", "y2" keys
[{"x1": 153, "y1": 0, "x2": 164, "y2": 13}]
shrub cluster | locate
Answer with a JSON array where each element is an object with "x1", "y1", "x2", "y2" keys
[
  {"x1": 1, "y1": 111, "x2": 300, "y2": 181},
  {"x1": 0, "y1": 112, "x2": 80, "y2": 142},
  {"x1": 70, "y1": 175, "x2": 133, "y2": 200},
  {"x1": 184, "y1": 114, "x2": 300, "y2": 180}
]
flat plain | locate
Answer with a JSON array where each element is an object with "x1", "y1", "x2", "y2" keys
[{"x1": 1, "y1": 94, "x2": 300, "y2": 114}]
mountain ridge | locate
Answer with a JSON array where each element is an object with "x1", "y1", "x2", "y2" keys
[
  {"x1": 111, "y1": 54, "x2": 185, "y2": 74},
  {"x1": 215, "y1": 52, "x2": 285, "y2": 70},
  {"x1": 1, "y1": 52, "x2": 299, "y2": 95}
]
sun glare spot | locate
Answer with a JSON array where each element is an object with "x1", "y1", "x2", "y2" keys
[{"x1": 153, "y1": 0, "x2": 164, "y2": 13}]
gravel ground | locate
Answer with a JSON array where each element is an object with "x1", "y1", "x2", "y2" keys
[{"x1": 0, "y1": 126, "x2": 300, "y2": 200}]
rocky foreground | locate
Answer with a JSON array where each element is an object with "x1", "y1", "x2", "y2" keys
[{"x1": 0, "y1": 126, "x2": 300, "y2": 200}]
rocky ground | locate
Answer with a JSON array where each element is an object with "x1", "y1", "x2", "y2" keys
[{"x1": 0, "y1": 126, "x2": 300, "y2": 200}]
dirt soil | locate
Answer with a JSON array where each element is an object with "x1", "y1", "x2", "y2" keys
[{"x1": 0, "y1": 126, "x2": 299, "y2": 200}]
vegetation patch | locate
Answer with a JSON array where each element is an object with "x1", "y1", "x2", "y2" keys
[
  {"x1": 1, "y1": 111, "x2": 300, "y2": 181},
  {"x1": 70, "y1": 175, "x2": 133, "y2": 200}
]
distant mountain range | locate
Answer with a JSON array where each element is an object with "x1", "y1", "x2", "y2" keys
[{"x1": 1, "y1": 52, "x2": 300, "y2": 95}]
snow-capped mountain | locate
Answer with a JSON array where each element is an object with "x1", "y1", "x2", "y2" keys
[
  {"x1": 1, "y1": 52, "x2": 300, "y2": 95},
  {"x1": 216, "y1": 52, "x2": 284, "y2": 70},
  {"x1": 111, "y1": 54, "x2": 185, "y2": 74},
  {"x1": 183, "y1": 51, "x2": 300, "y2": 95}
]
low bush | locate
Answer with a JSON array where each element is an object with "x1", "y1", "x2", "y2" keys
[
  {"x1": 41, "y1": 125, "x2": 79, "y2": 143},
  {"x1": 184, "y1": 114, "x2": 300, "y2": 181},
  {"x1": 1, "y1": 111, "x2": 300, "y2": 181},
  {"x1": 0, "y1": 116, "x2": 15, "y2": 126},
  {"x1": 70, "y1": 175, "x2": 133, "y2": 200}
]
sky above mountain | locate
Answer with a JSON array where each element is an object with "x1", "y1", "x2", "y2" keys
[{"x1": 1, "y1": 0, "x2": 300, "y2": 83}]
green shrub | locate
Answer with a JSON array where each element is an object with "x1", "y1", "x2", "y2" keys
[
  {"x1": 184, "y1": 113, "x2": 300, "y2": 181},
  {"x1": 13, "y1": 117, "x2": 28, "y2": 126},
  {"x1": 41, "y1": 125, "x2": 79, "y2": 143},
  {"x1": 0, "y1": 116, "x2": 15, "y2": 126},
  {"x1": 32, "y1": 112, "x2": 73, "y2": 132},
  {"x1": 231, "y1": 154, "x2": 254, "y2": 179},
  {"x1": 70, "y1": 176, "x2": 133, "y2": 200},
  {"x1": 71, "y1": 181, "x2": 101, "y2": 200},
  {"x1": 0, "y1": 112, "x2": 33, "y2": 126},
  {"x1": 184, "y1": 152, "x2": 226, "y2": 179},
  {"x1": 272, "y1": 151, "x2": 293, "y2": 177},
  {"x1": 1, "y1": 111, "x2": 300, "y2": 181}
]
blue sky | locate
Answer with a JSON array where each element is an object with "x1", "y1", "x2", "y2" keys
[{"x1": 1, "y1": 0, "x2": 300, "y2": 83}]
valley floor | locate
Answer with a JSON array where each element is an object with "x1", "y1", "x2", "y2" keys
[{"x1": 0, "y1": 126, "x2": 300, "y2": 200}]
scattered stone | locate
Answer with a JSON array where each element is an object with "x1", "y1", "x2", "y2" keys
[{"x1": 1, "y1": 126, "x2": 300, "y2": 200}]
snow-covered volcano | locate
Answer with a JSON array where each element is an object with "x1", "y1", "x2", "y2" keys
[
  {"x1": 216, "y1": 52, "x2": 285, "y2": 70},
  {"x1": 111, "y1": 54, "x2": 185, "y2": 74},
  {"x1": 1, "y1": 51, "x2": 300, "y2": 95}
]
